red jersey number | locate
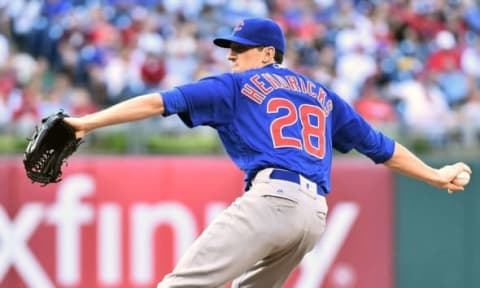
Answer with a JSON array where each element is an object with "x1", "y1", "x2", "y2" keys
[{"x1": 267, "y1": 98, "x2": 326, "y2": 159}]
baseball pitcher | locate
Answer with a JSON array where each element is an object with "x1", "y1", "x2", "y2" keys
[{"x1": 64, "y1": 18, "x2": 472, "y2": 287}]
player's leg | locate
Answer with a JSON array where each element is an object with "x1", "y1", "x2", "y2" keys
[
  {"x1": 231, "y1": 238, "x2": 306, "y2": 288},
  {"x1": 232, "y1": 187, "x2": 327, "y2": 287},
  {"x1": 157, "y1": 189, "x2": 298, "y2": 288}
]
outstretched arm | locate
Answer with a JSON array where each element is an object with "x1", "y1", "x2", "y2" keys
[
  {"x1": 64, "y1": 93, "x2": 165, "y2": 138},
  {"x1": 384, "y1": 142, "x2": 472, "y2": 194}
]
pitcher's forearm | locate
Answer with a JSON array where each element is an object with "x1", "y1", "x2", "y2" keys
[
  {"x1": 384, "y1": 142, "x2": 440, "y2": 186},
  {"x1": 80, "y1": 93, "x2": 165, "y2": 132}
]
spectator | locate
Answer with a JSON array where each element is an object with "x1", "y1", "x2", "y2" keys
[
  {"x1": 10, "y1": 84, "x2": 40, "y2": 137},
  {"x1": 334, "y1": 29, "x2": 377, "y2": 104},
  {"x1": 1, "y1": 0, "x2": 480, "y2": 150},
  {"x1": 463, "y1": 1, "x2": 480, "y2": 34},
  {"x1": 456, "y1": 88, "x2": 480, "y2": 148},
  {"x1": 427, "y1": 30, "x2": 462, "y2": 73},
  {"x1": 164, "y1": 21, "x2": 198, "y2": 86},
  {"x1": 140, "y1": 51, "x2": 167, "y2": 89},
  {"x1": 0, "y1": 64, "x2": 16, "y2": 127},
  {"x1": 461, "y1": 34, "x2": 480, "y2": 82},
  {"x1": 388, "y1": 72, "x2": 456, "y2": 147},
  {"x1": 427, "y1": 31, "x2": 469, "y2": 107},
  {"x1": 38, "y1": 73, "x2": 71, "y2": 118},
  {"x1": 354, "y1": 77, "x2": 397, "y2": 126},
  {"x1": 69, "y1": 87, "x2": 99, "y2": 116},
  {"x1": 103, "y1": 47, "x2": 135, "y2": 105},
  {"x1": 0, "y1": 32, "x2": 9, "y2": 67}
]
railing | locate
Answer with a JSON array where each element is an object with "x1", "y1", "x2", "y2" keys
[{"x1": 1, "y1": 119, "x2": 479, "y2": 157}]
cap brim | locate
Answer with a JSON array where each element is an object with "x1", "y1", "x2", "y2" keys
[{"x1": 213, "y1": 35, "x2": 259, "y2": 48}]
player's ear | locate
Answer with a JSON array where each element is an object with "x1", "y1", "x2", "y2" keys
[{"x1": 262, "y1": 46, "x2": 275, "y2": 63}]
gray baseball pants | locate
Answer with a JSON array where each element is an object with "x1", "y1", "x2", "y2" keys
[{"x1": 157, "y1": 168, "x2": 328, "y2": 288}]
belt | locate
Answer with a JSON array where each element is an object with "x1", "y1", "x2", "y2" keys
[{"x1": 269, "y1": 169, "x2": 326, "y2": 196}]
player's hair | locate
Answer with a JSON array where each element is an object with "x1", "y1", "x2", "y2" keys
[
  {"x1": 257, "y1": 46, "x2": 284, "y2": 64},
  {"x1": 274, "y1": 51, "x2": 284, "y2": 64}
]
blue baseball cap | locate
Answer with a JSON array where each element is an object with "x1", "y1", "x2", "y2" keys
[{"x1": 213, "y1": 18, "x2": 286, "y2": 54}]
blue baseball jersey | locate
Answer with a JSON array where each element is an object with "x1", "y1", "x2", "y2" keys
[{"x1": 162, "y1": 64, "x2": 395, "y2": 193}]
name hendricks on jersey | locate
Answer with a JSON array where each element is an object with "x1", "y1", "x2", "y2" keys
[{"x1": 240, "y1": 72, "x2": 332, "y2": 113}]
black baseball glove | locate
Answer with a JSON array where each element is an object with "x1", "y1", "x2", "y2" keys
[{"x1": 23, "y1": 110, "x2": 82, "y2": 185}]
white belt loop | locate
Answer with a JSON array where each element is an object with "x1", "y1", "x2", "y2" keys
[{"x1": 299, "y1": 175, "x2": 318, "y2": 198}]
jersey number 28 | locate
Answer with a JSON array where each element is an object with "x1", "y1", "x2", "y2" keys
[{"x1": 267, "y1": 98, "x2": 326, "y2": 159}]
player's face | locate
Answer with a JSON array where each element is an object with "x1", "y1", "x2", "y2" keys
[{"x1": 227, "y1": 43, "x2": 276, "y2": 72}]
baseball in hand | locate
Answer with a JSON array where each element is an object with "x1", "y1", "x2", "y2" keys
[{"x1": 452, "y1": 171, "x2": 471, "y2": 186}]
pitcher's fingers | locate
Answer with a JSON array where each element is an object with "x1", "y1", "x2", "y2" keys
[
  {"x1": 456, "y1": 162, "x2": 472, "y2": 174},
  {"x1": 447, "y1": 183, "x2": 465, "y2": 194}
]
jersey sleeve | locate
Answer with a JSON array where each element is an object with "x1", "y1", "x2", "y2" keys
[
  {"x1": 161, "y1": 88, "x2": 188, "y2": 116},
  {"x1": 331, "y1": 92, "x2": 395, "y2": 163},
  {"x1": 174, "y1": 73, "x2": 237, "y2": 128}
]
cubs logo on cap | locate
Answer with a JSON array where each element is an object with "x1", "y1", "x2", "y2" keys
[
  {"x1": 233, "y1": 21, "x2": 244, "y2": 33},
  {"x1": 213, "y1": 18, "x2": 286, "y2": 54}
]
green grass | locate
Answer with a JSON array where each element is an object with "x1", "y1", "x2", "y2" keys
[
  {"x1": 0, "y1": 135, "x2": 28, "y2": 154},
  {"x1": 146, "y1": 133, "x2": 223, "y2": 154}
]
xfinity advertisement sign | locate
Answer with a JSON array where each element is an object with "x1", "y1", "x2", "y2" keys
[{"x1": 0, "y1": 157, "x2": 392, "y2": 288}]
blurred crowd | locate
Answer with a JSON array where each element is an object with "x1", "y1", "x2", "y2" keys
[{"x1": 1, "y1": 0, "x2": 480, "y2": 148}]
